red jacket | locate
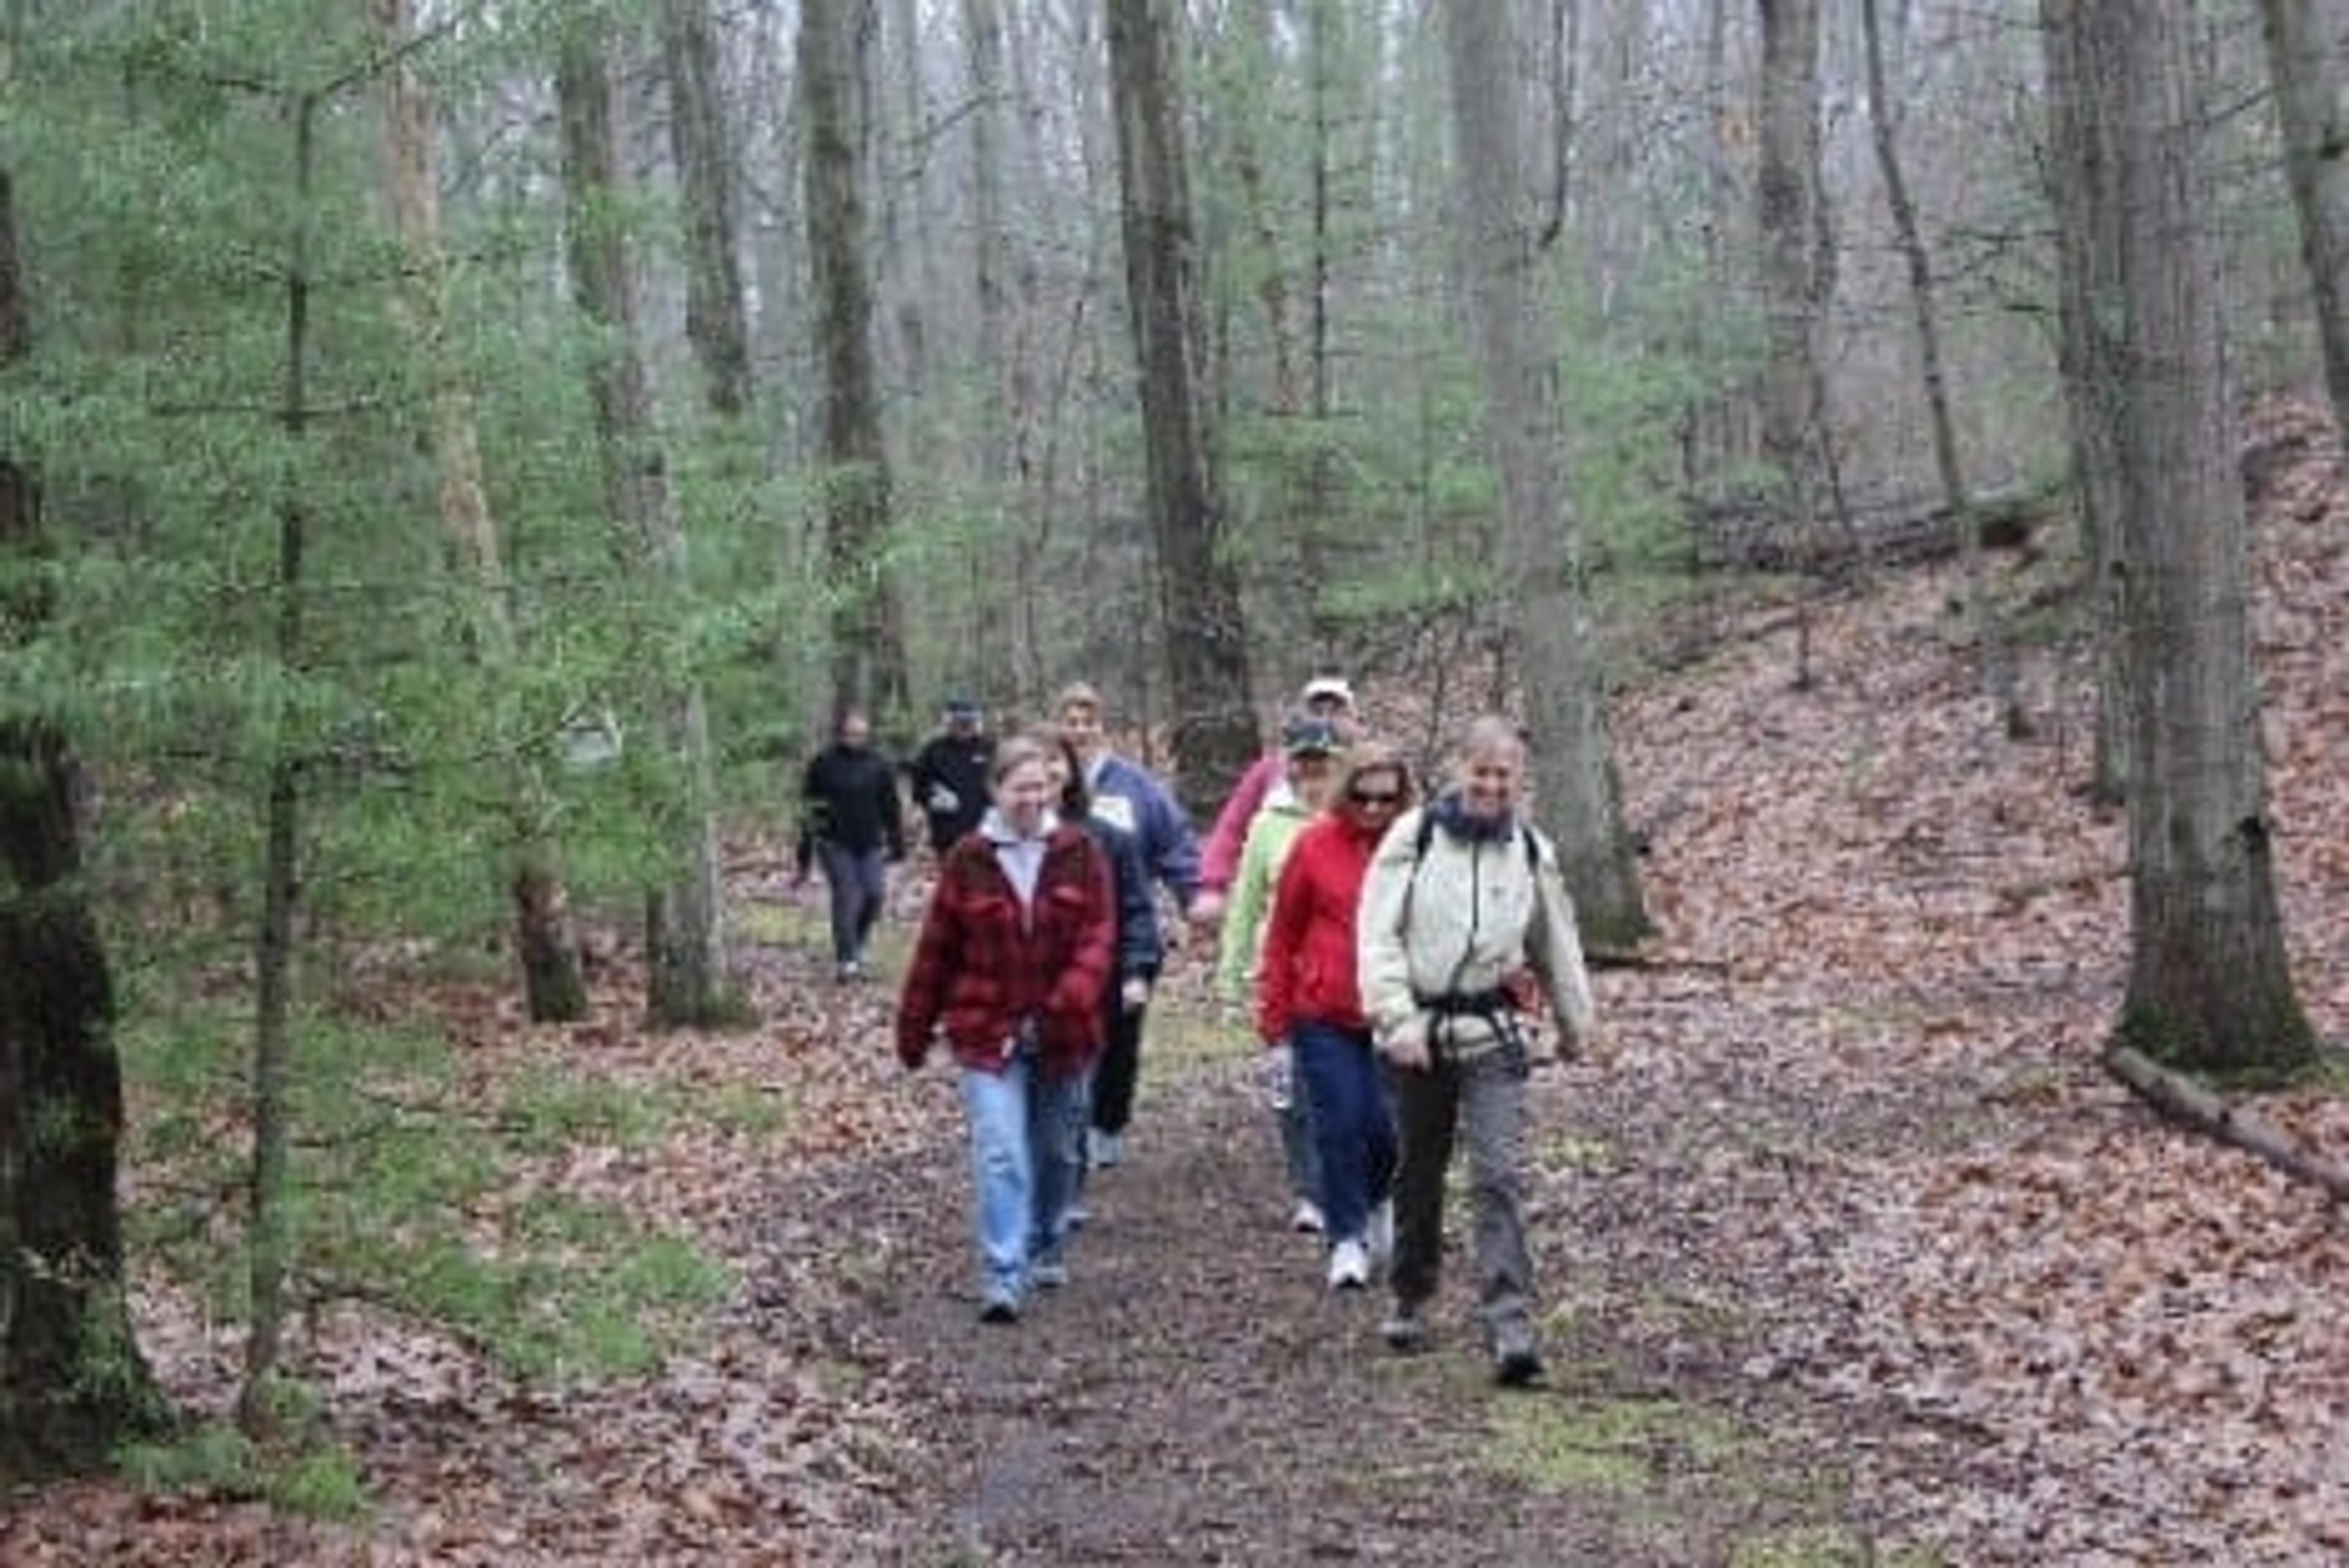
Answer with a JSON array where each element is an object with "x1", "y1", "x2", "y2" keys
[
  {"x1": 1255, "y1": 812, "x2": 1381, "y2": 1041},
  {"x1": 896, "y1": 823, "x2": 1115, "y2": 1077}
]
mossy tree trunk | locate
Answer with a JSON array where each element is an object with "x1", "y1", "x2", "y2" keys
[{"x1": 0, "y1": 163, "x2": 169, "y2": 1481}]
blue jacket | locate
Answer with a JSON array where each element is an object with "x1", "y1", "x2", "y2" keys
[
  {"x1": 1080, "y1": 814, "x2": 1163, "y2": 984},
  {"x1": 1083, "y1": 753, "x2": 1201, "y2": 907}
]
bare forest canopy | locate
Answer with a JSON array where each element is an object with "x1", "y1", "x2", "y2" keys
[{"x1": 3, "y1": 0, "x2": 2346, "y2": 1560}]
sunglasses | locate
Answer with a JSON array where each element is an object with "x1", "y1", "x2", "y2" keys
[{"x1": 1348, "y1": 787, "x2": 1403, "y2": 807}]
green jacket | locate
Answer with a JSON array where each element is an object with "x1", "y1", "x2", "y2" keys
[{"x1": 1214, "y1": 784, "x2": 1317, "y2": 1003}]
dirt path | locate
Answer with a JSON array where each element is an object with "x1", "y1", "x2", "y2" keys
[{"x1": 742, "y1": 972, "x2": 1938, "y2": 1567}]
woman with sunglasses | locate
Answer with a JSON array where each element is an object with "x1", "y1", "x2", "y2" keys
[
  {"x1": 1255, "y1": 741, "x2": 1415, "y2": 1290},
  {"x1": 1357, "y1": 716, "x2": 1594, "y2": 1386}
]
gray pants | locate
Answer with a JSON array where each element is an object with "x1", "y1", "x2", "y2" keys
[
  {"x1": 1387, "y1": 1046, "x2": 1534, "y2": 1347},
  {"x1": 815, "y1": 840, "x2": 886, "y2": 966}
]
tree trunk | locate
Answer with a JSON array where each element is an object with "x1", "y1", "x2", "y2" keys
[
  {"x1": 1104, "y1": 0, "x2": 1256, "y2": 817},
  {"x1": 1437, "y1": 0, "x2": 1650, "y2": 948},
  {"x1": 2043, "y1": 0, "x2": 2133, "y2": 804},
  {"x1": 2258, "y1": 0, "x2": 2349, "y2": 434},
  {"x1": 2086, "y1": 0, "x2": 2315, "y2": 1077},
  {"x1": 1860, "y1": 0, "x2": 2020, "y2": 734},
  {"x1": 370, "y1": 0, "x2": 587, "y2": 1024},
  {"x1": 1757, "y1": 0, "x2": 1831, "y2": 686},
  {"x1": 803, "y1": 0, "x2": 910, "y2": 722},
  {"x1": 557, "y1": 12, "x2": 734, "y2": 1028},
  {"x1": 662, "y1": 0, "x2": 754, "y2": 421},
  {"x1": 0, "y1": 165, "x2": 168, "y2": 1478},
  {"x1": 239, "y1": 94, "x2": 322, "y2": 1434}
]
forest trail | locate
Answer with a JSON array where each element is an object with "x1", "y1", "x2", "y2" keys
[{"x1": 5, "y1": 415, "x2": 2345, "y2": 1565}]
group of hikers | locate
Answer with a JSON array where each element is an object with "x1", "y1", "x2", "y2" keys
[{"x1": 795, "y1": 677, "x2": 1595, "y2": 1388}]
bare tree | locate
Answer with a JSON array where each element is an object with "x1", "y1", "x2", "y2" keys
[
  {"x1": 1860, "y1": 0, "x2": 2019, "y2": 734},
  {"x1": 2060, "y1": 0, "x2": 2316, "y2": 1075},
  {"x1": 0, "y1": 161, "x2": 169, "y2": 1477},
  {"x1": 2257, "y1": 0, "x2": 2349, "y2": 432},
  {"x1": 803, "y1": 0, "x2": 910, "y2": 721},
  {"x1": 557, "y1": 9, "x2": 734, "y2": 1028},
  {"x1": 369, "y1": 0, "x2": 587, "y2": 1022},
  {"x1": 1104, "y1": 0, "x2": 1256, "y2": 812},
  {"x1": 2043, "y1": 0, "x2": 2132, "y2": 803},
  {"x1": 1757, "y1": 0, "x2": 1832, "y2": 684},
  {"x1": 662, "y1": 0, "x2": 754, "y2": 421},
  {"x1": 1437, "y1": 0, "x2": 1649, "y2": 946}
]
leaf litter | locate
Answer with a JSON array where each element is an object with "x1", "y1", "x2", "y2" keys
[{"x1": 4, "y1": 401, "x2": 2344, "y2": 1565}]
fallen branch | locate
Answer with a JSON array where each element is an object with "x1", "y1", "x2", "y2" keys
[{"x1": 2104, "y1": 1045, "x2": 2349, "y2": 1203}]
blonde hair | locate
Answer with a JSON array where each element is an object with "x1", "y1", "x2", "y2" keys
[{"x1": 1053, "y1": 680, "x2": 1104, "y2": 717}]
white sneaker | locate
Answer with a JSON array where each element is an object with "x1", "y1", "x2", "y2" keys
[
  {"x1": 1086, "y1": 1130, "x2": 1124, "y2": 1170},
  {"x1": 1326, "y1": 1238, "x2": 1370, "y2": 1291},
  {"x1": 1366, "y1": 1200, "x2": 1394, "y2": 1267},
  {"x1": 1289, "y1": 1198, "x2": 1326, "y2": 1235}
]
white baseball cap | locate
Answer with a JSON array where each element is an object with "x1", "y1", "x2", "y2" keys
[{"x1": 1300, "y1": 675, "x2": 1354, "y2": 706}]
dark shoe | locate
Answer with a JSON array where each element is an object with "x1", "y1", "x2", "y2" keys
[
  {"x1": 978, "y1": 1289, "x2": 1021, "y2": 1324},
  {"x1": 1381, "y1": 1306, "x2": 1429, "y2": 1354},
  {"x1": 1493, "y1": 1345, "x2": 1545, "y2": 1388}
]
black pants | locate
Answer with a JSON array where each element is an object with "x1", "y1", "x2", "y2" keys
[{"x1": 1088, "y1": 1001, "x2": 1148, "y2": 1135}]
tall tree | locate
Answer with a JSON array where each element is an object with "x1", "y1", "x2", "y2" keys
[
  {"x1": 0, "y1": 160, "x2": 169, "y2": 1478},
  {"x1": 802, "y1": 0, "x2": 909, "y2": 721},
  {"x1": 557, "y1": 9, "x2": 734, "y2": 1028},
  {"x1": 369, "y1": 0, "x2": 587, "y2": 1022},
  {"x1": 1104, "y1": 0, "x2": 1256, "y2": 814},
  {"x1": 1437, "y1": 0, "x2": 1649, "y2": 945},
  {"x1": 1860, "y1": 0, "x2": 2019, "y2": 734},
  {"x1": 662, "y1": 0, "x2": 754, "y2": 421},
  {"x1": 1756, "y1": 0, "x2": 1831, "y2": 682},
  {"x1": 2065, "y1": 0, "x2": 2315, "y2": 1075},
  {"x1": 2257, "y1": 0, "x2": 2349, "y2": 433},
  {"x1": 2043, "y1": 0, "x2": 2133, "y2": 802}
]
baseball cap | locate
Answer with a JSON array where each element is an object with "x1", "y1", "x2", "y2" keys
[
  {"x1": 941, "y1": 696, "x2": 981, "y2": 718},
  {"x1": 1281, "y1": 715, "x2": 1343, "y2": 757},
  {"x1": 1299, "y1": 675, "x2": 1354, "y2": 707}
]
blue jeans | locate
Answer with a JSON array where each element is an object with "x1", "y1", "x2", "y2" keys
[
  {"x1": 960, "y1": 1052, "x2": 1088, "y2": 1299},
  {"x1": 1276, "y1": 1043, "x2": 1319, "y2": 1203},
  {"x1": 815, "y1": 841, "x2": 886, "y2": 965},
  {"x1": 1293, "y1": 1020, "x2": 1396, "y2": 1246}
]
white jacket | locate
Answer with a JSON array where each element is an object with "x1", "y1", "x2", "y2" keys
[{"x1": 1357, "y1": 803, "x2": 1595, "y2": 1063}]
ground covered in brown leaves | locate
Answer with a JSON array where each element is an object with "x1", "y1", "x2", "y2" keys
[{"x1": 5, "y1": 414, "x2": 2345, "y2": 1565}]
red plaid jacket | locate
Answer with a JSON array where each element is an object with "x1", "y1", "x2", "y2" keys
[{"x1": 896, "y1": 823, "x2": 1115, "y2": 1077}]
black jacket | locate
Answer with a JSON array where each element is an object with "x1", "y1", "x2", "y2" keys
[
  {"x1": 798, "y1": 743, "x2": 905, "y2": 869},
  {"x1": 907, "y1": 730, "x2": 995, "y2": 852}
]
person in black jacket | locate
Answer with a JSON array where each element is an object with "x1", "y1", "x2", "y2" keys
[
  {"x1": 794, "y1": 708, "x2": 906, "y2": 982},
  {"x1": 906, "y1": 697, "x2": 996, "y2": 854}
]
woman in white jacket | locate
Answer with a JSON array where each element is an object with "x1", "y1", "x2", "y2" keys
[{"x1": 1356, "y1": 716, "x2": 1594, "y2": 1386}]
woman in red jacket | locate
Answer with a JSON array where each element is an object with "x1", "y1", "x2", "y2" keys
[
  {"x1": 897, "y1": 735, "x2": 1116, "y2": 1322},
  {"x1": 1256, "y1": 740, "x2": 1415, "y2": 1291}
]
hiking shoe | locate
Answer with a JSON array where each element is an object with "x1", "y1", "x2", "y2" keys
[
  {"x1": 1365, "y1": 1199, "x2": 1394, "y2": 1267},
  {"x1": 1491, "y1": 1326, "x2": 1544, "y2": 1387},
  {"x1": 978, "y1": 1289, "x2": 1021, "y2": 1325},
  {"x1": 835, "y1": 960, "x2": 864, "y2": 984},
  {"x1": 1327, "y1": 1238, "x2": 1370, "y2": 1291},
  {"x1": 1031, "y1": 1257, "x2": 1070, "y2": 1289},
  {"x1": 1087, "y1": 1130, "x2": 1124, "y2": 1170},
  {"x1": 1290, "y1": 1198, "x2": 1327, "y2": 1235},
  {"x1": 1381, "y1": 1306, "x2": 1429, "y2": 1353},
  {"x1": 1064, "y1": 1202, "x2": 1091, "y2": 1231}
]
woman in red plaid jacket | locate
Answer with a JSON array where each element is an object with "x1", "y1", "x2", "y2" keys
[{"x1": 896, "y1": 734, "x2": 1116, "y2": 1322}]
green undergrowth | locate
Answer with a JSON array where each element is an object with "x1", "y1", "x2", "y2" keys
[
  {"x1": 124, "y1": 1001, "x2": 738, "y2": 1394},
  {"x1": 116, "y1": 1421, "x2": 369, "y2": 1522}
]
